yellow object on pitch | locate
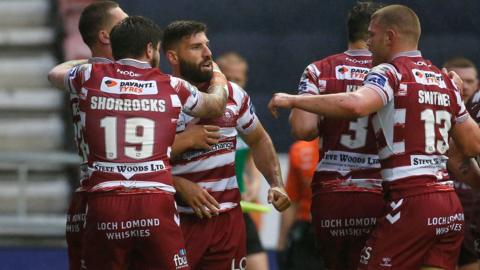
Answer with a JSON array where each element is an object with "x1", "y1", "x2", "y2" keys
[{"x1": 240, "y1": 201, "x2": 270, "y2": 213}]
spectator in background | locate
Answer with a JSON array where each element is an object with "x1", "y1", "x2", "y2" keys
[
  {"x1": 277, "y1": 138, "x2": 325, "y2": 270},
  {"x1": 444, "y1": 57, "x2": 480, "y2": 270},
  {"x1": 217, "y1": 52, "x2": 269, "y2": 270}
]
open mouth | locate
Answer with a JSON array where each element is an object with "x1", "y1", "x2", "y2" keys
[{"x1": 201, "y1": 61, "x2": 213, "y2": 69}]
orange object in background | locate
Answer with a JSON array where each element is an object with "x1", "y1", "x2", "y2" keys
[{"x1": 286, "y1": 138, "x2": 319, "y2": 221}]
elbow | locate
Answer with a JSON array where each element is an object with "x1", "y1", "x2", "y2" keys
[
  {"x1": 47, "y1": 69, "x2": 56, "y2": 85},
  {"x1": 342, "y1": 93, "x2": 372, "y2": 118},
  {"x1": 344, "y1": 103, "x2": 369, "y2": 119},
  {"x1": 210, "y1": 101, "x2": 226, "y2": 118},
  {"x1": 290, "y1": 125, "x2": 317, "y2": 141}
]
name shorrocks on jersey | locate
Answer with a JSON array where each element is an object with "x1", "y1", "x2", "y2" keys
[
  {"x1": 67, "y1": 59, "x2": 203, "y2": 193},
  {"x1": 66, "y1": 59, "x2": 203, "y2": 270}
]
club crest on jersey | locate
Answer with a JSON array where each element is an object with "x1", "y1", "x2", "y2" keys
[
  {"x1": 335, "y1": 65, "x2": 369, "y2": 81},
  {"x1": 412, "y1": 69, "x2": 446, "y2": 88},
  {"x1": 100, "y1": 77, "x2": 158, "y2": 95}
]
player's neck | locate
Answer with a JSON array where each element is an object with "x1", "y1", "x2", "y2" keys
[
  {"x1": 347, "y1": 40, "x2": 368, "y2": 50},
  {"x1": 91, "y1": 45, "x2": 113, "y2": 60},
  {"x1": 388, "y1": 43, "x2": 419, "y2": 61}
]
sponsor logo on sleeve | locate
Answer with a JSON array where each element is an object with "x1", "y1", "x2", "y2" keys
[
  {"x1": 335, "y1": 65, "x2": 370, "y2": 81},
  {"x1": 365, "y1": 73, "x2": 387, "y2": 88},
  {"x1": 68, "y1": 66, "x2": 79, "y2": 78},
  {"x1": 100, "y1": 77, "x2": 158, "y2": 95}
]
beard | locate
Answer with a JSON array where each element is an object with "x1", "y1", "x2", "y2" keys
[{"x1": 179, "y1": 58, "x2": 213, "y2": 84}]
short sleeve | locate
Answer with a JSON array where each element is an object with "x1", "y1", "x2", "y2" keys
[
  {"x1": 65, "y1": 64, "x2": 92, "y2": 95},
  {"x1": 169, "y1": 76, "x2": 203, "y2": 114},
  {"x1": 363, "y1": 63, "x2": 399, "y2": 105},
  {"x1": 298, "y1": 63, "x2": 323, "y2": 95},
  {"x1": 234, "y1": 84, "x2": 258, "y2": 135},
  {"x1": 453, "y1": 90, "x2": 469, "y2": 124}
]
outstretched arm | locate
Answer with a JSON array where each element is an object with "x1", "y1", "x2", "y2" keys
[
  {"x1": 48, "y1": 59, "x2": 88, "y2": 91},
  {"x1": 268, "y1": 86, "x2": 384, "y2": 119}
]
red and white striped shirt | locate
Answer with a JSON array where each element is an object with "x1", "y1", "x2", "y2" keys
[
  {"x1": 364, "y1": 51, "x2": 468, "y2": 195},
  {"x1": 172, "y1": 82, "x2": 257, "y2": 213}
]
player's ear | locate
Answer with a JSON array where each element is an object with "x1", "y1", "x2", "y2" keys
[
  {"x1": 98, "y1": 29, "x2": 110, "y2": 45},
  {"x1": 385, "y1": 29, "x2": 396, "y2": 46},
  {"x1": 166, "y1": 50, "x2": 179, "y2": 65},
  {"x1": 146, "y1": 42, "x2": 154, "y2": 59}
]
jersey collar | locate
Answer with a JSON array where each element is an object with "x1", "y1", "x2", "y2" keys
[
  {"x1": 88, "y1": 57, "x2": 113, "y2": 64},
  {"x1": 392, "y1": 50, "x2": 422, "y2": 59},
  {"x1": 116, "y1": 58, "x2": 152, "y2": 69},
  {"x1": 345, "y1": 49, "x2": 371, "y2": 56}
]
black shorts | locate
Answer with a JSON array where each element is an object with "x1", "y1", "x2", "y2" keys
[
  {"x1": 244, "y1": 213, "x2": 264, "y2": 255},
  {"x1": 279, "y1": 221, "x2": 325, "y2": 270},
  {"x1": 458, "y1": 220, "x2": 480, "y2": 266}
]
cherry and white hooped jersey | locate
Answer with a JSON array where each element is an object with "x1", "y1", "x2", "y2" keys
[
  {"x1": 299, "y1": 50, "x2": 382, "y2": 193},
  {"x1": 68, "y1": 57, "x2": 112, "y2": 190},
  {"x1": 66, "y1": 59, "x2": 202, "y2": 193},
  {"x1": 363, "y1": 51, "x2": 468, "y2": 189},
  {"x1": 172, "y1": 82, "x2": 257, "y2": 213}
]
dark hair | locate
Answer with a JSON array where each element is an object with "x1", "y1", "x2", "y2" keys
[
  {"x1": 162, "y1": 20, "x2": 207, "y2": 53},
  {"x1": 110, "y1": 16, "x2": 163, "y2": 60},
  {"x1": 347, "y1": 1, "x2": 383, "y2": 42},
  {"x1": 444, "y1": 57, "x2": 477, "y2": 71},
  {"x1": 79, "y1": 1, "x2": 119, "y2": 48}
]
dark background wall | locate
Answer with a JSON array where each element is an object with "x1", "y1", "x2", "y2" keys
[{"x1": 117, "y1": 0, "x2": 480, "y2": 152}]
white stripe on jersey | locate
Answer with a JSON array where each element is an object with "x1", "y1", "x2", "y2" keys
[
  {"x1": 90, "y1": 181, "x2": 175, "y2": 193},
  {"x1": 177, "y1": 202, "x2": 238, "y2": 214},
  {"x1": 197, "y1": 176, "x2": 238, "y2": 192},
  {"x1": 381, "y1": 155, "x2": 448, "y2": 181},
  {"x1": 343, "y1": 178, "x2": 383, "y2": 189},
  {"x1": 220, "y1": 127, "x2": 237, "y2": 138},
  {"x1": 172, "y1": 151, "x2": 235, "y2": 174}
]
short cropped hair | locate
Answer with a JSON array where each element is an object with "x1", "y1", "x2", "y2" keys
[
  {"x1": 110, "y1": 16, "x2": 163, "y2": 60},
  {"x1": 347, "y1": 1, "x2": 383, "y2": 43},
  {"x1": 79, "y1": 1, "x2": 119, "y2": 48},
  {"x1": 371, "y1": 4, "x2": 421, "y2": 44},
  {"x1": 162, "y1": 20, "x2": 207, "y2": 53}
]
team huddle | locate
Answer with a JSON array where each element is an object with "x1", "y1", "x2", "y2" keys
[{"x1": 48, "y1": 1, "x2": 480, "y2": 270}]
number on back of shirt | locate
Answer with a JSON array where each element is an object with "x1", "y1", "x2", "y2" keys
[
  {"x1": 420, "y1": 109, "x2": 451, "y2": 154},
  {"x1": 340, "y1": 116, "x2": 368, "y2": 149},
  {"x1": 100, "y1": 117, "x2": 154, "y2": 160}
]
